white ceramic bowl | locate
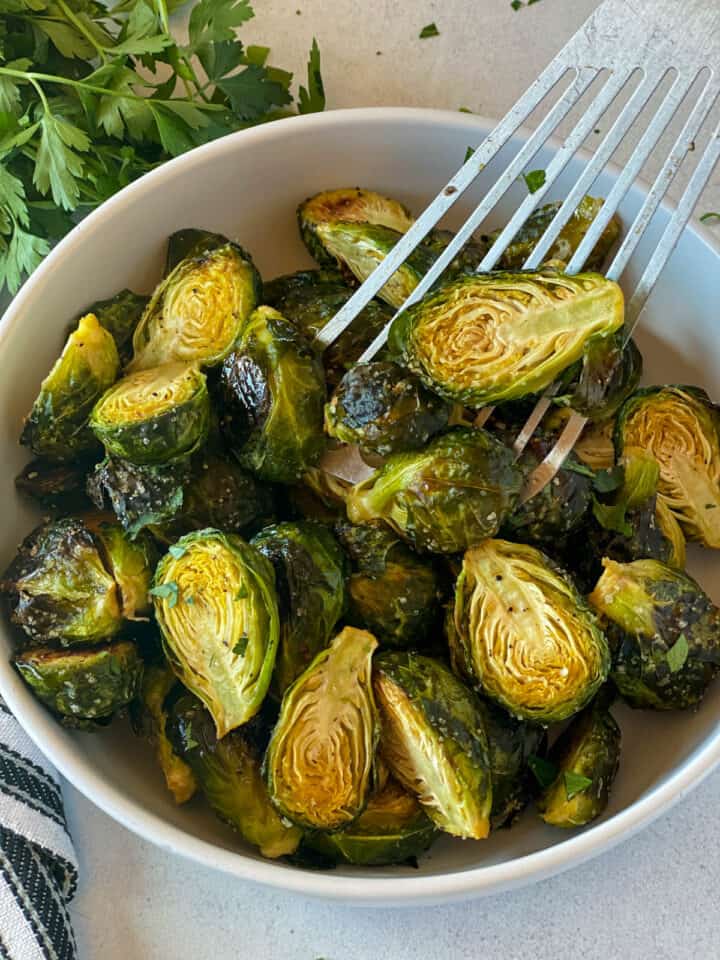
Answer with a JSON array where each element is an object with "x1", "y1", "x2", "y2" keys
[{"x1": 2, "y1": 108, "x2": 720, "y2": 907}]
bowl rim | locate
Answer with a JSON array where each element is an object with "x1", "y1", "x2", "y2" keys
[{"x1": 2, "y1": 105, "x2": 720, "y2": 906}]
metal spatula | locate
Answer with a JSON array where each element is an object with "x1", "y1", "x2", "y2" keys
[{"x1": 315, "y1": 0, "x2": 720, "y2": 498}]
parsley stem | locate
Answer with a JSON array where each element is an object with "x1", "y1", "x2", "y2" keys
[
  {"x1": 26, "y1": 76, "x2": 50, "y2": 114},
  {"x1": 55, "y1": 0, "x2": 107, "y2": 63}
]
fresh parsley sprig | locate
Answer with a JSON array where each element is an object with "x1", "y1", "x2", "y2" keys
[{"x1": 0, "y1": 0, "x2": 325, "y2": 296}]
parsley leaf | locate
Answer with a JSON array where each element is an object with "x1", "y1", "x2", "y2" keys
[
  {"x1": 149, "y1": 581, "x2": 180, "y2": 608},
  {"x1": 419, "y1": 23, "x2": 440, "y2": 39},
  {"x1": 188, "y1": 0, "x2": 255, "y2": 49},
  {"x1": 232, "y1": 636, "x2": 249, "y2": 656},
  {"x1": 528, "y1": 754, "x2": 558, "y2": 788},
  {"x1": 34, "y1": 115, "x2": 90, "y2": 210},
  {"x1": 465, "y1": 146, "x2": 475, "y2": 162},
  {"x1": 523, "y1": 169, "x2": 546, "y2": 194},
  {"x1": 564, "y1": 771, "x2": 593, "y2": 800},
  {"x1": 700, "y1": 212, "x2": 720, "y2": 223},
  {"x1": 235, "y1": 585, "x2": 249, "y2": 600},
  {"x1": 667, "y1": 633, "x2": 689, "y2": 673},
  {"x1": 298, "y1": 38, "x2": 325, "y2": 114},
  {"x1": 217, "y1": 64, "x2": 292, "y2": 121},
  {"x1": 168, "y1": 544, "x2": 188, "y2": 559},
  {"x1": 592, "y1": 465, "x2": 625, "y2": 493}
]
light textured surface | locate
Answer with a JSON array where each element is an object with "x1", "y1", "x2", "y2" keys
[{"x1": 66, "y1": 0, "x2": 720, "y2": 955}]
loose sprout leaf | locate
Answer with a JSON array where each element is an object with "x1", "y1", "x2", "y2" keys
[
  {"x1": 563, "y1": 770, "x2": 593, "y2": 800},
  {"x1": 298, "y1": 38, "x2": 325, "y2": 114},
  {"x1": 523, "y1": 169, "x2": 546, "y2": 193},
  {"x1": 667, "y1": 633, "x2": 689, "y2": 674},
  {"x1": 528, "y1": 754, "x2": 558, "y2": 789},
  {"x1": 419, "y1": 23, "x2": 440, "y2": 38}
]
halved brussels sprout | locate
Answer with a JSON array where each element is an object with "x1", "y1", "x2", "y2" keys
[
  {"x1": 1, "y1": 517, "x2": 123, "y2": 645},
  {"x1": 616, "y1": 386, "x2": 720, "y2": 547},
  {"x1": 152, "y1": 529, "x2": 279, "y2": 737},
  {"x1": 589, "y1": 558, "x2": 720, "y2": 710},
  {"x1": 374, "y1": 650, "x2": 492, "y2": 839},
  {"x1": 336, "y1": 521, "x2": 444, "y2": 647},
  {"x1": 306, "y1": 777, "x2": 437, "y2": 866},
  {"x1": 85, "y1": 518, "x2": 155, "y2": 620},
  {"x1": 87, "y1": 455, "x2": 190, "y2": 538},
  {"x1": 265, "y1": 626, "x2": 378, "y2": 831},
  {"x1": 492, "y1": 196, "x2": 620, "y2": 271},
  {"x1": 325, "y1": 361, "x2": 450, "y2": 457},
  {"x1": 312, "y1": 222, "x2": 435, "y2": 310},
  {"x1": 15, "y1": 457, "x2": 93, "y2": 513},
  {"x1": 346, "y1": 427, "x2": 522, "y2": 554},
  {"x1": 450, "y1": 539, "x2": 610, "y2": 724},
  {"x1": 21, "y1": 313, "x2": 120, "y2": 461},
  {"x1": 537, "y1": 691, "x2": 621, "y2": 828},
  {"x1": 90, "y1": 362, "x2": 210, "y2": 466},
  {"x1": 168, "y1": 693, "x2": 302, "y2": 857},
  {"x1": 15, "y1": 640, "x2": 143, "y2": 725},
  {"x1": 388, "y1": 270, "x2": 624, "y2": 407},
  {"x1": 263, "y1": 269, "x2": 393, "y2": 387},
  {"x1": 129, "y1": 243, "x2": 261, "y2": 371},
  {"x1": 89, "y1": 289, "x2": 150, "y2": 366},
  {"x1": 219, "y1": 306, "x2": 326, "y2": 484},
  {"x1": 298, "y1": 187, "x2": 414, "y2": 265},
  {"x1": 164, "y1": 228, "x2": 230, "y2": 274},
  {"x1": 135, "y1": 664, "x2": 197, "y2": 804},
  {"x1": 251, "y1": 521, "x2": 347, "y2": 695}
]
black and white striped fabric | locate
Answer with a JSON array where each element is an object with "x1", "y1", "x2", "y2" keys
[{"x1": 0, "y1": 698, "x2": 78, "y2": 960}]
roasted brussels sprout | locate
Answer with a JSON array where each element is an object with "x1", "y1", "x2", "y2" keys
[
  {"x1": 251, "y1": 521, "x2": 347, "y2": 695},
  {"x1": 301, "y1": 466, "x2": 352, "y2": 508},
  {"x1": 89, "y1": 289, "x2": 150, "y2": 366},
  {"x1": 15, "y1": 640, "x2": 143, "y2": 726},
  {"x1": 87, "y1": 455, "x2": 189, "y2": 538},
  {"x1": 573, "y1": 417, "x2": 616, "y2": 470},
  {"x1": 15, "y1": 457, "x2": 93, "y2": 513},
  {"x1": 388, "y1": 270, "x2": 624, "y2": 408},
  {"x1": 310, "y1": 222, "x2": 435, "y2": 310},
  {"x1": 168, "y1": 693, "x2": 302, "y2": 858},
  {"x1": 152, "y1": 529, "x2": 279, "y2": 737},
  {"x1": 1, "y1": 517, "x2": 124, "y2": 645},
  {"x1": 306, "y1": 777, "x2": 437, "y2": 866},
  {"x1": 615, "y1": 386, "x2": 720, "y2": 547},
  {"x1": 86, "y1": 518, "x2": 155, "y2": 620},
  {"x1": 374, "y1": 651, "x2": 492, "y2": 839},
  {"x1": 477, "y1": 698, "x2": 545, "y2": 829},
  {"x1": 325, "y1": 362, "x2": 450, "y2": 457},
  {"x1": 491, "y1": 196, "x2": 620, "y2": 271},
  {"x1": 536, "y1": 691, "x2": 621, "y2": 828},
  {"x1": 135, "y1": 664, "x2": 197, "y2": 804},
  {"x1": 21, "y1": 313, "x2": 120, "y2": 461},
  {"x1": 263, "y1": 269, "x2": 393, "y2": 387},
  {"x1": 423, "y1": 228, "x2": 488, "y2": 277},
  {"x1": 450, "y1": 539, "x2": 610, "y2": 724},
  {"x1": 219, "y1": 306, "x2": 326, "y2": 484},
  {"x1": 90, "y1": 362, "x2": 210, "y2": 466},
  {"x1": 346, "y1": 427, "x2": 522, "y2": 554},
  {"x1": 164, "y1": 228, "x2": 230, "y2": 274},
  {"x1": 129, "y1": 243, "x2": 261, "y2": 371},
  {"x1": 298, "y1": 187, "x2": 414, "y2": 265},
  {"x1": 589, "y1": 558, "x2": 720, "y2": 710},
  {"x1": 336, "y1": 521, "x2": 443, "y2": 646},
  {"x1": 265, "y1": 626, "x2": 378, "y2": 831}
]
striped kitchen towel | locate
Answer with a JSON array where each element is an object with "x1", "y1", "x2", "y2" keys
[{"x1": 0, "y1": 698, "x2": 78, "y2": 960}]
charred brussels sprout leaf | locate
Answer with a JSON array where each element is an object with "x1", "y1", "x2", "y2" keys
[
  {"x1": 135, "y1": 664, "x2": 197, "y2": 804},
  {"x1": 219, "y1": 306, "x2": 326, "y2": 484},
  {"x1": 1, "y1": 517, "x2": 123, "y2": 645},
  {"x1": 130, "y1": 243, "x2": 261, "y2": 371},
  {"x1": 325, "y1": 362, "x2": 450, "y2": 457},
  {"x1": 492, "y1": 196, "x2": 620, "y2": 271},
  {"x1": 374, "y1": 651, "x2": 493, "y2": 839},
  {"x1": 168, "y1": 693, "x2": 301, "y2": 858},
  {"x1": 298, "y1": 187, "x2": 414, "y2": 265},
  {"x1": 450, "y1": 539, "x2": 610, "y2": 723},
  {"x1": 89, "y1": 289, "x2": 150, "y2": 367},
  {"x1": 537, "y1": 693, "x2": 621, "y2": 828},
  {"x1": 312, "y1": 222, "x2": 435, "y2": 310},
  {"x1": 306, "y1": 777, "x2": 437, "y2": 866},
  {"x1": 87, "y1": 456, "x2": 189, "y2": 538},
  {"x1": 21, "y1": 313, "x2": 120, "y2": 461},
  {"x1": 164, "y1": 228, "x2": 230, "y2": 274},
  {"x1": 251, "y1": 521, "x2": 347, "y2": 696},
  {"x1": 346, "y1": 427, "x2": 522, "y2": 554},
  {"x1": 616, "y1": 386, "x2": 720, "y2": 547},
  {"x1": 388, "y1": 270, "x2": 624, "y2": 408},
  {"x1": 90, "y1": 362, "x2": 210, "y2": 466},
  {"x1": 589, "y1": 558, "x2": 720, "y2": 709},
  {"x1": 336, "y1": 521, "x2": 443, "y2": 647},
  {"x1": 265, "y1": 626, "x2": 378, "y2": 831},
  {"x1": 15, "y1": 640, "x2": 143, "y2": 726},
  {"x1": 263, "y1": 269, "x2": 393, "y2": 387},
  {"x1": 15, "y1": 458, "x2": 93, "y2": 513},
  {"x1": 153, "y1": 529, "x2": 279, "y2": 737}
]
